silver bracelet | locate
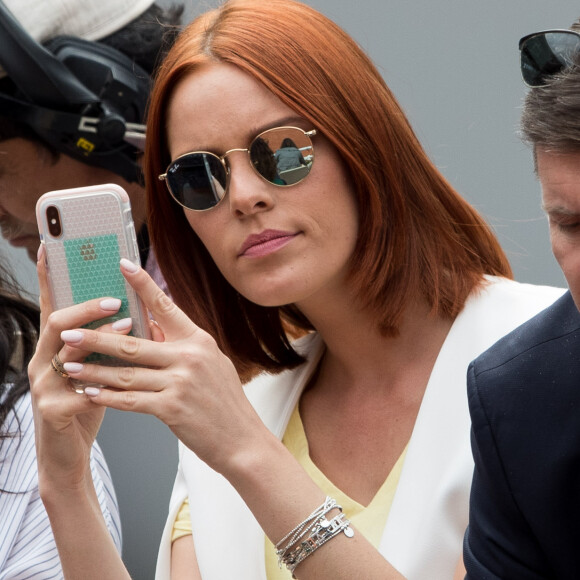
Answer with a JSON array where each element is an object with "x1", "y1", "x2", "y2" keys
[
  {"x1": 275, "y1": 496, "x2": 337, "y2": 558},
  {"x1": 275, "y1": 497, "x2": 354, "y2": 577}
]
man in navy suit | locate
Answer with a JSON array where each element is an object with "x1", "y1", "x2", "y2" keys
[{"x1": 463, "y1": 24, "x2": 580, "y2": 579}]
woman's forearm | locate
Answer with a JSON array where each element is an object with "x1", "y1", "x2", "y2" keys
[
  {"x1": 221, "y1": 430, "x2": 406, "y2": 580},
  {"x1": 40, "y1": 473, "x2": 130, "y2": 580}
]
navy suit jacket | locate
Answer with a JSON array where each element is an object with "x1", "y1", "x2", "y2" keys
[{"x1": 464, "y1": 291, "x2": 580, "y2": 579}]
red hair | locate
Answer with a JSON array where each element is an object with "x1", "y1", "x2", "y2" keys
[{"x1": 144, "y1": 0, "x2": 512, "y2": 380}]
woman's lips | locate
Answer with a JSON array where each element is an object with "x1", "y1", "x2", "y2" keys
[{"x1": 239, "y1": 229, "x2": 298, "y2": 257}]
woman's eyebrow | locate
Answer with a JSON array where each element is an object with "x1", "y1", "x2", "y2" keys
[
  {"x1": 173, "y1": 116, "x2": 313, "y2": 157},
  {"x1": 251, "y1": 115, "x2": 311, "y2": 135}
]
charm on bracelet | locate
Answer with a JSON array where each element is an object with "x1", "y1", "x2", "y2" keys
[
  {"x1": 284, "y1": 512, "x2": 354, "y2": 575},
  {"x1": 275, "y1": 496, "x2": 354, "y2": 577}
]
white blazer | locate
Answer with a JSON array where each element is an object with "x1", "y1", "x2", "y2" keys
[{"x1": 155, "y1": 277, "x2": 564, "y2": 580}]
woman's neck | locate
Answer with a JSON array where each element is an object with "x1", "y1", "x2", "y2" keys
[{"x1": 298, "y1": 290, "x2": 454, "y2": 397}]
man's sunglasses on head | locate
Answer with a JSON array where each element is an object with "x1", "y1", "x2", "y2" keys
[{"x1": 519, "y1": 29, "x2": 580, "y2": 86}]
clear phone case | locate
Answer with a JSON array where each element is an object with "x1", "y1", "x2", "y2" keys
[{"x1": 36, "y1": 183, "x2": 151, "y2": 366}]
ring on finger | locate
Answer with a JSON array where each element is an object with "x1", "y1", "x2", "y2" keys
[{"x1": 50, "y1": 353, "x2": 70, "y2": 379}]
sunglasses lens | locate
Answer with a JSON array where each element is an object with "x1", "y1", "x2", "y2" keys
[
  {"x1": 521, "y1": 31, "x2": 580, "y2": 86},
  {"x1": 165, "y1": 153, "x2": 227, "y2": 210},
  {"x1": 250, "y1": 127, "x2": 314, "y2": 186}
]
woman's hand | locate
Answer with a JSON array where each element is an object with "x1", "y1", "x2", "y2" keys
[
  {"x1": 58, "y1": 259, "x2": 265, "y2": 474},
  {"x1": 30, "y1": 250, "x2": 146, "y2": 579},
  {"x1": 45, "y1": 259, "x2": 409, "y2": 580},
  {"x1": 30, "y1": 250, "x2": 135, "y2": 495}
]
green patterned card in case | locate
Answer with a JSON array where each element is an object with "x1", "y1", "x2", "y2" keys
[{"x1": 64, "y1": 234, "x2": 130, "y2": 363}]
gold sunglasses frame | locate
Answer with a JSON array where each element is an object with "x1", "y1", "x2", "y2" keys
[{"x1": 158, "y1": 126, "x2": 317, "y2": 211}]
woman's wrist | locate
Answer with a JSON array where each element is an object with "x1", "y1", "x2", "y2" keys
[
  {"x1": 38, "y1": 463, "x2": 98, "y2": 512},
  {"x1": 218, "y1": 429, "x2": 331, "y2": 545},
  {"x1": 219, "y1": 423, "x2": 285, "y2": 483}
]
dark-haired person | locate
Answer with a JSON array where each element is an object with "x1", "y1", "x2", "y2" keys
[
  {"x1": 463, "y1": 23, "x2": 580, "y2": 580},
  {"x1": 0, "y1": 0, "x2": 182, "y2": 292},
  {"x1": 275, "y1": 137, "x2": 307, "y2": 165},
  {"x1": 0, "y1": 262, "x2": 121, "y2": 577},
  {"x1": 28, "y1": 1, "x2": 564, "y2": 579},
  {"x1": 0, "y1": 1, "x2": 182, "y2": 574}
]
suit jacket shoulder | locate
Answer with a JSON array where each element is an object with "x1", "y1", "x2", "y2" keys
[
  {"x1": 465, "y1": 291, "x2": 580, "y2": 579},
  {"x1": 472, "y1": 291, "x2": 580, "y2": 376}
]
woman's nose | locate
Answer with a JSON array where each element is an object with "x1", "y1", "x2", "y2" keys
[{"x1": 225, "y1": 151, "x2": 275, "y2": 217}]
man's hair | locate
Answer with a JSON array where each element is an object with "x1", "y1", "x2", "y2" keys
[
  {"x1": 0, "y1": 3, "x2": 183, "y2": 146},
  {"x1": 521, "y1": 19, "x2": 580, "y2": 153},
  {"x1": 144, "y1": 0, "x2": 512, "y2": 381}
]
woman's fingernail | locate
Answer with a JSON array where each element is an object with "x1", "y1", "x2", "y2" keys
[
  {"x1": 63, "y1": 362, "x2": 84, "y2": 373},
  {"x1": 61, "y1": 330, "x2": 83, "y2": 343},
  {"x1": 112, "y1": 317, "x2": 133, "y2": 331},
  {"x1": 120, "y1": 258, "x2": 140, "y2": 273},
  {"x1": 84, "y1": 386, "x2": 101, "y2": 397},
  {"x1": 100, "y1": 298, "x2": 122, "y2": 311},
  {"x1": 37, "y1": 244, "x2": 45, "y2": 262}
]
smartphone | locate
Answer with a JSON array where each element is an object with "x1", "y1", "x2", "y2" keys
[{"x1": 36, "y1": 183, "x2": 151, "y2": 367}]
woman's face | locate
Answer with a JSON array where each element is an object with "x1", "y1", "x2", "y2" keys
[{"x1": 165, "y1": 62, "x2": 359, "y2": 309}]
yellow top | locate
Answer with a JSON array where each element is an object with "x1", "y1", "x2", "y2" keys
[
  {"x1": 264, "y1": 404, "x2": 408, "y2": 579},
  {"x1": 171, "y1": 403, "x2": 408, "y2": 579},
  {"x1": 171, "y1": 497, "x2": 191, "y2": 543}
]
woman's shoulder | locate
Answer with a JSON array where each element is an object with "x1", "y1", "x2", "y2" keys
[
  {"x1": 446, "y1": 277, "x2": 567, "y2": 358},
  {"x1": 477, "y1": 275, "x2": 566, "y2": 312}
]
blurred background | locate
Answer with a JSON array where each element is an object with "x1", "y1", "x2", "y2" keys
[{"x1": 3, "y1": 0, "x2": 578, "y2": 577}]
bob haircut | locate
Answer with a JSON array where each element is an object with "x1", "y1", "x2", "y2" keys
[{"x1": 144, "y1": 0, "x2": 512, "y2": 381}]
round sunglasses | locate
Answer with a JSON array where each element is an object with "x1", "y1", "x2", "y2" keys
[
  {"x1": 519, "y1": 29, "x2": 580, "y2": 87},
  {"x1": 159, "y1": 126, "x2": 316, "y2": 211}
]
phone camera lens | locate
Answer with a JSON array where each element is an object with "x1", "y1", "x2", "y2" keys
[{"x1": 46, "y1": 206, "x2": 62, "y2": 237}]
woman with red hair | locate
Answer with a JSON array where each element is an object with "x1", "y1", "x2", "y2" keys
[{"x1": 29, "y1": 1, "x2": 563, "y2": 578}]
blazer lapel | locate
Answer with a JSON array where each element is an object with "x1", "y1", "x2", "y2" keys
[{"x1": 379, "y1": 278, "x2": 564, "y2": 579}]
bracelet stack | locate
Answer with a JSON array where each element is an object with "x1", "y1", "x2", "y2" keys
[{"x1": 275, "y1": 496, "x2": 354, "y2": 577}]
